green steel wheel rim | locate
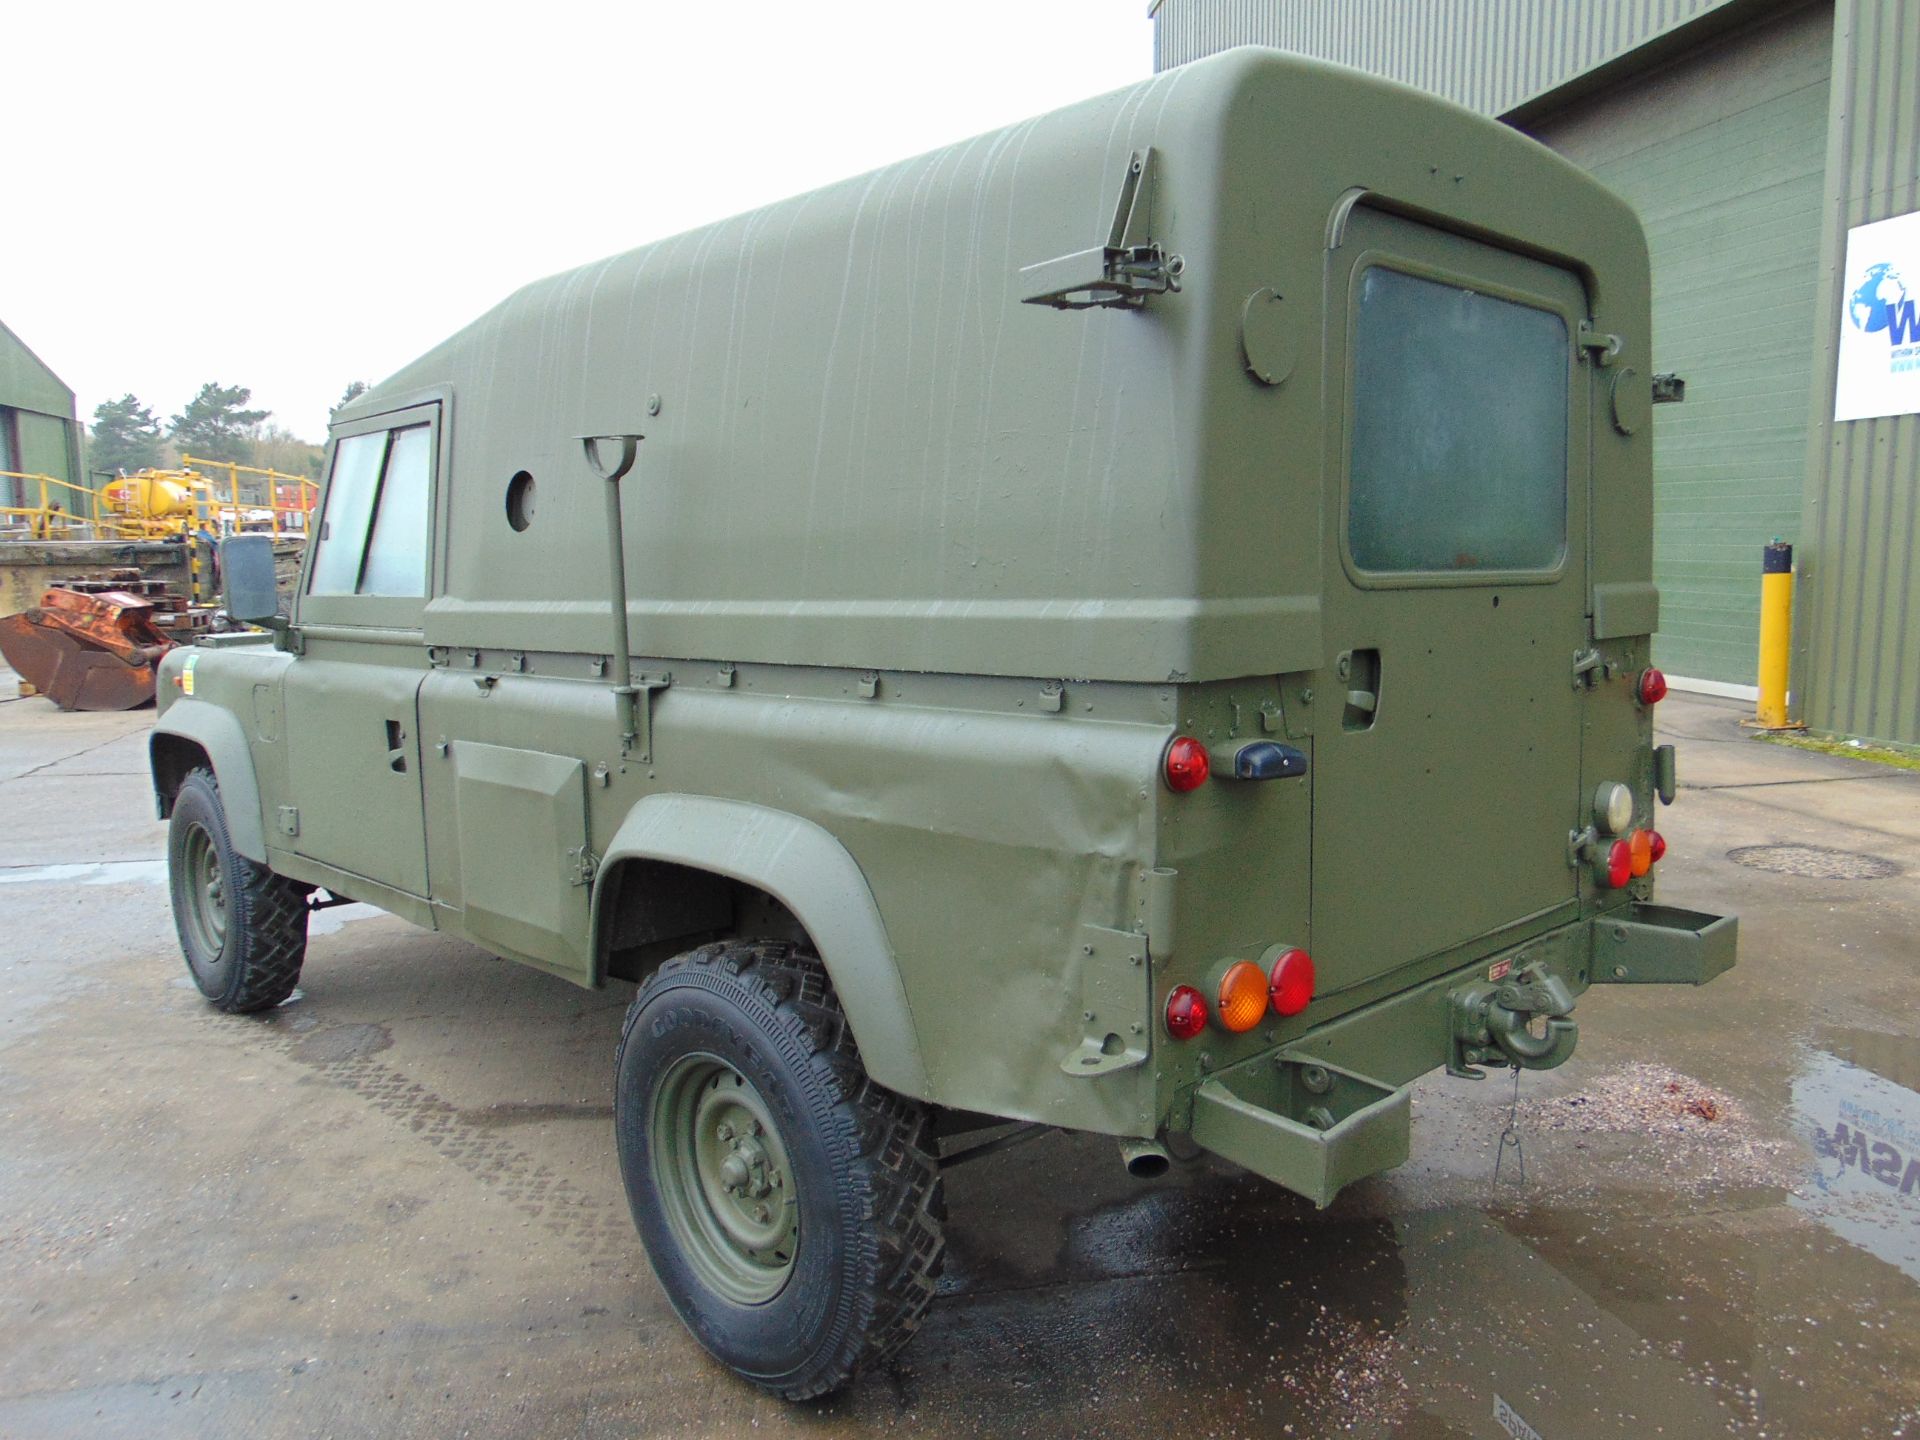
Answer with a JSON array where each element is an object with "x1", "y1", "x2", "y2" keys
[
  {"x1": 650, "y1": 1052, "x2": 800, "y2": 1306},
  {"x1": 180, "y1": 821, "x2": 228, "y2": 958}
]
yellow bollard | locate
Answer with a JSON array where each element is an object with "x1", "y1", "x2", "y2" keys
[{"x1": 1755, "y1": 539, "x2": 1793, "y2": 729}]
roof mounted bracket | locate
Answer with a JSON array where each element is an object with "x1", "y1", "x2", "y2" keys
[
  {"x1": 1651, "y1": 372, "x2": 1687, "y2": 404},
  {"x1": 1020, "y1": 148, "x2": 1184, "y2": 311}
]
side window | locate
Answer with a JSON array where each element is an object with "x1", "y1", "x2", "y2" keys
[
  {"x1": 307, "y1": 422, "x2": 433, "y2": 599},
  {"x1": 359, "y1": 425, "x2": 431, "y2": 596},
  {"x1": 308, "y1": 433, "x2": 385, "y2": 595}
]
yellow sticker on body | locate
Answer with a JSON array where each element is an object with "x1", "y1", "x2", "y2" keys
[{"x1": 181, "y1": 653, "x2": 197, "y2": 696}]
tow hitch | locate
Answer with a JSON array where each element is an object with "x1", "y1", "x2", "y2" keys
[{"x1": 1448, "y1": 961, "x2": 1578, "y2": 1077}]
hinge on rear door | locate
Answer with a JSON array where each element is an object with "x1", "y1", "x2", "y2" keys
[
  {"x1": 1020, "y1": 148, "x2": 1185, "y2": 310},
  {"x1": 1577, "y1": 320, "x2": 1622, "y2": 366},
  {"x1": 568, "y1": 846, "x2": 598, "y2": 888},
  {"x1": 1571, "y1": 647, "x2": 1605, "y2": 689}
]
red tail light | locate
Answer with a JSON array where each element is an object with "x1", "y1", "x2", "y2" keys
[
  {"x1": 1163, "y1": 736, "x2": 1210, "y2": 793},
  {"x1": 1267, "y1": 947, "x2": 1315, "y2": 1017},
  {"x1": 1649, "y1": 830, "x2": 1666, "y2": 864},
  {"x1": 1165, "y1": 985, "x2": 1208, "y2": 1040},
  {"x1": 1637, "y1": 668, "x2": 1668, "y2": 705},
  {"x1": 1605, "y1": 839, "x2": 1632, "y2": 888}
]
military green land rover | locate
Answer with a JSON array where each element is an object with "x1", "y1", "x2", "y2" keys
[{"x1": 151, "y1": 48, "x2": 1736, "y2": 1398}]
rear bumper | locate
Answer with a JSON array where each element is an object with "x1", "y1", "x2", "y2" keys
[{"x1": 1179, "y1": 902, "x2": 1736, "y2": 1205}]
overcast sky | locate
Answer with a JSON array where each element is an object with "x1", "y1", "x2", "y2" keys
[{"x1": 7, "y1": 3, "x2": 1153, "y2": 443}]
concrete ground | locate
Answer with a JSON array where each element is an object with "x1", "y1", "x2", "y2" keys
[{"x1": 1, "y1": 670, "x2": 1915, "y2": 1440}]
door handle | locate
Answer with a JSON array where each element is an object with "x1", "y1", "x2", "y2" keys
[
  {"x1": 385, "y1": 718, "x2": 408, "y2": 773},
  {"x1": 1337, "y1": 649, "x2": 1382, "y2": 731}
]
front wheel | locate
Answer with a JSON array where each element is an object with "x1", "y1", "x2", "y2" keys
[
  {"x1": 615, "y1": 940, "x2": 944, "y2": 1399},
  {"x1": 166, "y1": 767, "x2": 308, "y2": 1013}
]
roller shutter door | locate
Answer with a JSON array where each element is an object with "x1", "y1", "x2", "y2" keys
[{"x1": 1525, "y1": 5, "x2": 1831, "y2": 685}]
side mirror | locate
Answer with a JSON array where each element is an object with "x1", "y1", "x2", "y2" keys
[{"x1": 219, "y1": 534, "x2": 280, "y2": 625}]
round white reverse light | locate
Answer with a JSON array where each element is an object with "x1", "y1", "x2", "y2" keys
[{"x1": 1594, "y1": 781, "x2": 1634, "y2": 836}]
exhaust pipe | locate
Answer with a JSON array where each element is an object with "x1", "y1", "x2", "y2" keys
[{"x1": 1120, "y1": 1138, "x2": 1171, "y2": 1179}]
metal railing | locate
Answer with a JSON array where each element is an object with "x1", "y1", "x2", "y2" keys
[
  {"x1": 0, "y1": 462, "x2": 320, "y2": 542},
  {"x1": 0, "y1": 471, "x2": 105, "y2": 539},
  {"x1": 177, "y1": 456, "x2": 319, "y2": 540}
]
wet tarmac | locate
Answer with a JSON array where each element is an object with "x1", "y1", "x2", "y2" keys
[{"x1": 1, "y1": 671, "x2": 1915, "y2": 1438}]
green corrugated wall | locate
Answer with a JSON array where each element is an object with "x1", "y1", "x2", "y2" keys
[
  {"x1": 0, "y1": 322, "x2": 82, "y2": 508},
  {"x1": 1152, "y1": 0, "x2": 1746, "y2": 110},
  {"x1": 1525, "y1": 4, "x2": 1833, "y2": 684},
  {"x1": 1797, "y1": 0, "x2": 1920, "y2": 745}
]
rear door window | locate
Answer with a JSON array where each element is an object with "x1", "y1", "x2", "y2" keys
[{"x1": 1347, "y1": 266, "x2": 1569, "y2": 575}]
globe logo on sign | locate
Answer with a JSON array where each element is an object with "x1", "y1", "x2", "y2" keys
[{"x1": 1849, "y1": 262, "x2": 1919, "y2": 342}]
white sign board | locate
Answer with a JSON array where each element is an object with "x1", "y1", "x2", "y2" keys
[{"x1": 1834, "y1": 209, "x2": 1920, "y2": 421}]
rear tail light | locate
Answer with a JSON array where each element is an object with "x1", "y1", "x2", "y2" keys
[
  {"x1": 1165, "y1": 985, "x2": 1208, "y2": 1040},
  {"x1": 1649, "y1": 830, "x2": 1666, "y2": 863},
  {"x1": 1216, "y1": 962, "x2": 1268, "y2": 1033},
  {"x1": 1267, "y1": 947, "x2": 1315, "y2": 1017},
  {"x1": 1163, "y1": 736, "x2": 1210, "y2": 793},
  {"x1": 1628, "y1": 828, "x2": 1654, "y2": 878},
  {"x1": 1605, "y1": 839, "x2": 1632, "y2": 888},
  {"x1": 1638, "y1": 668, "x2": 1668, "y2": 705}
]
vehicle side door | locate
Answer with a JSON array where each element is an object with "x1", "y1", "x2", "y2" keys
[{"x1": 281, "y1": 404, "x2": 440, "y2": 901}]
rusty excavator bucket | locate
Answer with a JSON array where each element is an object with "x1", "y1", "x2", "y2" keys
[{"x1": 0, "y1": 586, "x2": 177, "y2": 711}]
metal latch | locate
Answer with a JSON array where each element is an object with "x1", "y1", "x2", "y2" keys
[
  {"x1": 1577, "y1": 319, "x2": 1621, "y2": 366},
  {"x1": 1021, "y1": 148, "x2": 1184, "y2": 310},
  {"x1": 568, "y1": 846, "x2": 599, "y2": 888}
]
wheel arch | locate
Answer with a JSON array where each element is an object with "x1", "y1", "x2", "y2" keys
[
  {"x1": 592, "y1": 795, "x2": 930, "y2": 1100},
  {"x1": 151, "y1": 701, "x2": 269, "y2": 862}
]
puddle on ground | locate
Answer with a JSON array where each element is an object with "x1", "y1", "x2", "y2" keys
[
  {"x1": 1791, "y1": 1028, "x2": 1920, "y2": 1284},
  {"x1": 0, "y1": 863, "x2": 379, "y2": 936},
  {"x1": 0, "y1": 860, "x2": 168, "y2": 886},
  {"x1": 308, "y1": 902, "x2": 382, "y2": 936},
  {"x1": 289, "y1": 1021, "x2": 392, "y2": 1064}
]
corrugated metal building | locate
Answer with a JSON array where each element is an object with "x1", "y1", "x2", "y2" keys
[
  {"x1": 1154, "y1": 0, "x2": 1920, "y2": 746},
  {"x1": 0, "y1": 320, "x2": 83, "y2": 513}
]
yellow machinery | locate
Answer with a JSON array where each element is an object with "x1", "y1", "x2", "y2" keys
[
  {"x1": 2, "y1": 461, "x2": 318, "y2": 542},
  {"x1": 99, "y1": 472, "x2": 201, "y2": 537}
]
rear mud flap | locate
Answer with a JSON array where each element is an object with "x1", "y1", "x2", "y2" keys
[
  {"x1": 1589, "y1": 903, "x2": 1737, "y2": 986},
  {"x1": 1188, "y1": 1057, "x2": 1410, "y2": 1208}
]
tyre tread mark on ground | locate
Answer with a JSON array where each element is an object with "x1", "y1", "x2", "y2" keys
[{"x1": 280, "y1": 1037, "x2": 632, "y2": 1259}]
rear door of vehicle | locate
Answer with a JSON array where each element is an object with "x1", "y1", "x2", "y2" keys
[{"x1": 1311, "y1": 205, "x2": 1590, "y2": 994}]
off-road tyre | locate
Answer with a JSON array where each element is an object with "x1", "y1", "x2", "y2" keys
[
  {"x1": 615, "y1": 940, "x2": 945, "y2": 1400},
  {"x1": 166, "y1": 766, "x2": 308, "y2": 1013}
]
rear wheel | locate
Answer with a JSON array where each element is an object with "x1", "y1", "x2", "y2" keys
[
  {"x1": 166, "y1": 767, "x2": 308, "y2": 1013},
  {"x1": 615, "y1": 940, "x2": 944, "y2": 1399}
]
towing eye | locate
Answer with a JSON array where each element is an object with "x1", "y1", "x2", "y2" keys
[{"x1": 1449, "y1": 963, "x2": 1579, "y2": 1077}]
